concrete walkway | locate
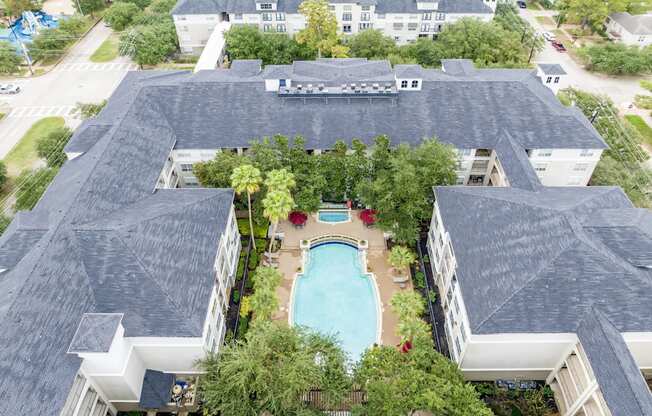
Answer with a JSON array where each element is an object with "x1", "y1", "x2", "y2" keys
[
  {"x1": 273, "y1": 211, "x2": 409, "y2": 348},
  {"x1": 0, "y1": 23, "x2": 133, "y2": 158}
]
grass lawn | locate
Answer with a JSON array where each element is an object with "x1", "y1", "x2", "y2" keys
[
  {"x1": 625, "y1": 115, "x2": 652, "y2": 147},
  {"x1": 3, "y1": 117, "x2": 65, "y2": 176},
  {"x1": 90, "y1": 35, "x2": 120, "y2": 63},
  {"x1": 535, "y1": 15, "x2": 555, "y2": 26}
]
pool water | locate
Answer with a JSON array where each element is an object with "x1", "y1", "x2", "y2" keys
[
  {"x1": 292, "y1": 242, "x2": 378, "y2": 361},
  {"x1": 318, "y1": 210, "x2": 350, "y2": 223}
]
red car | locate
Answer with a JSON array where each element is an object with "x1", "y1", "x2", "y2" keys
[{"x1": 551, "y1": 41, "x2": 566, "y2": 52}]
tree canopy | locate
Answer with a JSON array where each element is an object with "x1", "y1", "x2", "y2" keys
[
  {"x1": 297, "y1": 0, "x2": 347, "y2": 58},
  {"x1": 224, "y1": 25, "x2": 316, "y2": 65},
  {"x1": 0, "y1": 41, "x2": 22, "y2": 75},
  {"x1": 36, "y1": 126, "x2": 73, "y2": 168},
  {"x1": 104, "y1": 2, "x2": 142, "y2": 31},
  {"x1": 200, "y1": 322, "x2": 351, "y2": 416},
  {"x1": 578, "y1": 43, "x2": 652, "y2": 75},
  {"x1": 345, "y1": 29, "x2": 397, "y2": 59}
]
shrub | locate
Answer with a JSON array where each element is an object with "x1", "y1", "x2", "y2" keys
[
  {"x1": 58, "y1": 15, "x2": 88, "y2": 37},
  {"x1": 413, "y1": 271, "x2": 426, "y2": 289},
  {"x1": 236, "y1": 256, "x2": 246, "y2": 279},
  {"x1": 232, "y1": 289, "x2": 240, "y2": 303},
  {"x1": 346, "y1": 29, "x2": 397, "y2": 59},
  {"x1": 248, "y1": 250, "x2": 259, "y2": 270},
  {"x1": 634, "y1": 94, "x2": 652, "y2": 110},
  {"x1": 0, "y1": 215, "x2": 11, "y2": 236},
  {"x1": 146, "y1": 0, "x2": 177, "y2": 13},
  {"x1": 641, "y1": 79, "x2": 652, "y2": 92},
  {"x1": 578, "y1": 43, "x2": 652, "y2": 75},
  {"x1": 121, "y1": 0, "x2": 152, "y2": 9},
  {"x1": 236, "y1": 314, "x2": 249, "y2": 338},
  {"x1": 224, "y1": 25, "x2": 316, "y2": 65},
  {"x1": 0, "y1": 161, "x2": 7, "y2": 189},
  {"x1": 239, "y1": 295, "x2": 251, "y2": 318},
  {"x1": 104, "y1": 2, "x2": 141, "y2": 30},
  {"x1": 74, "y1": 100, "x2": 107, "y2": 119},
  {"x1": 120, "y1": 19, "x2": 178, "y2": 66},
  {"x1": 36, "y1": 126, "x2": 73, "y2": 168},
  {"x1": 0, "y1": 41, "x2": 22, "y2": 74}
]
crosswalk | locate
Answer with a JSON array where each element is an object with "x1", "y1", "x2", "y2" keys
[
  {"x1": 54, "y1": 62, "x2": 138, "y2": 72},
  {"x1": 7, "y1": 105, "x2": 77, "y2": 118}
]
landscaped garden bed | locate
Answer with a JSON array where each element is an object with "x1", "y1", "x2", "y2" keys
[{"x1": 474, "y1": 381, "x2": 559, "y2": 416}]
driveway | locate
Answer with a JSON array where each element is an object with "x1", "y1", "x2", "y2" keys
[
  {"x1": 0, "y1": 23, "x2": 136, "y2": 158},
  {"x1": 520, "y1": 8, "x2": 649, "y2": 108}
]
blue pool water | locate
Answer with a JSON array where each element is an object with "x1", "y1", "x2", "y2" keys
[
  {"x1": 0, "y1": 12, "x2": 60, "y2": 53},
  {"x1": 292, "y1": 242, "x2": 378, "y2": 361},
  {"x1": 318, "y1": 210, "x2": 350, "y2": 223}
]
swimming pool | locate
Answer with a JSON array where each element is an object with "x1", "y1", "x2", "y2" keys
[
  {"x1": 317, "y1": 210, "x2": 350, "y2": 223},
  {"x1": 291, "y1": 242, "x2": 379, "y2": 361}
]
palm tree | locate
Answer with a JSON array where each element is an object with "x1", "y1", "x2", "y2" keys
[
  {"x1": 388, "y1": 246, "x2": 416, "y2": 277},
  {"x1": 390, "y1": 291, "x2": 425, "y2": 322},
  {"x1": 264, "y1": 168, "x2": 296, "y2": 192},
  {"x1": 231, "y1": 164, "x2": 262, "y2": 250},
  {"x1": 263, "y1": 189, "x2": 295, "y2": 254}
]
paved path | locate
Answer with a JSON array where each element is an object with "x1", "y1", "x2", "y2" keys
[
  {"x1": 521, "y1": 8, "x2": 650, "y2": 108},
  {"x1": 0, "y1": 23, "x2": 133, "y2": 158}
]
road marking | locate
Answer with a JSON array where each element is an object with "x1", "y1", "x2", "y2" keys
[
  {"x1": 7, "y1": 105, "x2": 76, "y2": 118},
  {"x1": 54, "y1": 62, "x2": 138, "y2": 72}
]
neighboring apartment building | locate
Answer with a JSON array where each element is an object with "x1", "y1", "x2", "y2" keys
[
  {"x1": 427, "y1": 182, "x2": 652, "y2": 415},
  {"x1": 0, "y1": 58, "x2": 622, "y2": 415},
  {"x1": 171, "y1": 0, "x2": 495, "y2": 54},
  {"x1": 606, "y1": 12, "x2": 652, "y2": 46}
]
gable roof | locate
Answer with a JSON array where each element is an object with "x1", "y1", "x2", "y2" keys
[
  {"x1": 434, "y1": 185, "x2": 652, "y2": 334},
  {"x1": 538, "y1": 63, "x2": 566, "y2": 76},
  {"x1": 578, "y1": 308, "x2": 652, "y2": 416},
  {"x1": 0, "y1": 71, "x2": 234, "y2": 416},
  {"x1": 609, "y1": 12, "x2": 652, "y2": 35},
  {"x1": 68, "y1": 313, "x2": 123, "y2": 353}
]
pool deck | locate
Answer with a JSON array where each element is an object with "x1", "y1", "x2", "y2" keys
[{"x1": 273, "y1": 210, "x2": 411, "y2": 349}]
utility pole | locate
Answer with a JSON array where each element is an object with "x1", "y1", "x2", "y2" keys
[{"x1": 9, "y1": 18, "x2": 33, "y2": 75}]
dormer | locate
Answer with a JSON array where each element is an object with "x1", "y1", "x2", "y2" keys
[
  {"x1": 416, "y1": 0, "x2": 438, "y2": 10},
  {"x1": 536, "y1": 63, "x2": 566, "y2": 94},
  {"x1": 394, "y1": 64, "x2": 424, "y2": 91},
  {"x1": 262, "y1": 64, "x2": 293, "y2": 91},
  {"x1": 256, "y1": 0, "x2": 277, "y2": 11}
]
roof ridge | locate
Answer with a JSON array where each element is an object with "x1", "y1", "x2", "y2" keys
[
  {"x1": 473, "y1": 237, "x2": 581, "y2": 332},
  {"x1": 112, "y1": 231, "x2": 202, "y2": 335}
]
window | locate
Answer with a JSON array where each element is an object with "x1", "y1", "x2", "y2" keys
[
  {"x1": 580, "y1": 149, "x2": 594, "y2": 157},
  {"x1": 639, "y1": 36, "x2": 646, "y2": 42},
  {"x1": 423, "y1": 12, "x2": 432, "y2": 20},
  {"x1": 394, "y1": 36, "x2": 400, "y2": 41},
  {"x1": 537, "y1": 149, "x2": 552, "y2": 157},
  {"x1": 546, "y1": 76, "x2": 552, "y2": 83},
  {"x1": 185, "y1": 176, "x2": 199, "y2": 186},
  {"x1": 460, "y1": 148, "x2": 473, "y2": 157},
  {"x1": 361, "y1": 12, "x2": 370, "y2": 21},
  {"x1": 176, "y1": 152, "x2": 191, "y2": 158},
  {"x1": 262, "y1": 12, "x2": 272, "y2": 20},
  {"x1": 456, "y1": 175, "x2": 465, "y2": 185},
  {"x1": 454, "y1": 336, "x2": 462, "y2": 358},
  {"x1": 263, "y1": 23, "x2": 273, "y2": 31},
  {"x1": 401, "y1": 80, "x2": 408, "y2": 88},
  {"x1": 78, "y1": 388, "x2": 98, "y2": 416},
  {"x1": 534, "y1": 164, "x2": 547, "y2": 172},
  {"x1": 342, "y1": 12, "x2": 352, "y2": 20},
  {"x1": 409, "y1": 14, "x2": 418, "y2": 19},
  {"x1": 276, "y1": 12, "x2": 285, "y2": 20},
  {"x1": 393, "y1": 22, "x2": 404, "y2": 30},
  {"x1": 328, "y1": 4, "x2": 335, "y2": 10},
  {"x1": 459, "y1": 321, "x2": 467, "y2": 343},
  {"x1": 277, "y1": 23, "x2": 286, "y2": 32},
  {"x1": 260, "y1": 2, "x2": 272, "y2": 9},
  {"x1": 361, "y1": 4, "x2": 370, "y2": 10},
  {"x1": 177, "y1": 16, "x2": 187, "y2": 20},
  {"x1": 411, "y1": 80, "x2": 419, "y2": 88},
  {"x1": 343, "y1": 5, "x2": 352, "y2": 10},
  {"x1": 573, "y1": 163, "x2": 589, "y2": 171},
  {"x1": 359, "y1": 22, "x2": 372, "y2": 29},
  {"x1": 421, "y1": 23, "x2": 430, "y2": 31},
  {"x1": 408, "y1": 22, "x2": 418, "y2": 30},
  {"x1": 554, "y1": 76, "x2": 560, "y2": 83},
  {"x1": 343, "y1": 24, "x2": 352, "y2": 32},
  {"x1": 180, "y1": 163, "x2": 193, "y2": 172},
  {"x1": 91, "y1": 399, "x2": 107, "y2": 416},
  {"x1": 435, "y1": 12, "x2": 445, "y2": 20},
  {"x1": 61, "y1": 374, "x2": 87, "y2": 416},
  {"x1": 377, "y1": 13, "x2": 385, "y2": 18},
  {"x1": 234, "y1": 13, "x2": 242, "y2": 19}
]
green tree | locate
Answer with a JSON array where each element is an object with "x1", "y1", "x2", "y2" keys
[
  {"x1": 347, "y1": 29, "x2": 397, "y2": 59},
  {"x1": 345, "y1": 139, "x2": 371, "y2": 202},
  {"x1": 3, "y1": 0, "x2": 39, "y2": 18},
  {"x1": 120, "y1": 19, "x2": 178, "y2": 67},
  {"x1": 36, "y1": 126, "x2": 73, "y2": 168},
  {"x1": 318, "y1": 140, "x2": 348, "y2": 201},
  {"x1": 120, "y1": 0, "x2": 152, "y2": 9},
  {"x1": 146, "y1": 0, "x2": 178, "y2": 13},
  {"x1": 0, "y1": 41, "x2": 22, "y2": 75},
  {"x1": 104, "y1": 2, "x2": 141, "y2": 30},
  {"x1": 389, "y1": 291, "x2": 429, "y2": 342},
  {"x1": 74, "y1": 0, "x2": 106, "y2": 17},
  {"x1": 231, "y1": 164, "x2": 262, "y2": 250},
  {"x1": 248, "y1": 266, "x2": 282, "y2": 322},
  {"x1": 578, "y1": 43, "x2": 652, "y2": 75},
  {"x1": 388, "y1": 246, "x2": 416, "y2": 275},
  {"x1": 15, "y1": 168, "x2": 59, "y2": 211},
  {"x1": 224, "y1": 26, "x2": 316, "y2": 65},
  {"x1": 29, "y1": 28, "x2": 69, "y2": 62},
  {"x1": 58, "y1": 15, "x2": 88, "y2": 37},
  {"x1": 353, "y1": 340, "x2": 493, "y2": 415},
  {"x1": 194, "y1": 151, "x2": 250, "y2": 189},
  {"x1": 0, "y1": 215, "x2": 12, "y2": 236},
  {"x1": 563, "y1": 0, "x2": 628, "y2": 31},
  {"x1": 74, "y1": 100, "x2": 107, "y2": 119},
  {"x1": 264, "y1": 168, "x2": 296, "y2": 192},
  {"x1": 263, "y1": 189, "x2": 294, "y2": 253},
  {"x1": 200, "y1": 322, "x2": 350, "y2": 416},
  {"x1": 297, "y1": 0, "x2": 343, "y2": 58},
  {"x1": 0, "y1": 161, "x2": 7, "y2": 189}
]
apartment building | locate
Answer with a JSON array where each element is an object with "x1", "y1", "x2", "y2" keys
[
  {"x1": 171, "y1": 0, "x2": 495, "y2": 54},
  {"x1": 0, "y1": 58, "x2": 618, "y2": 415},
  {"x1": 427, "y1": 183, "x2": 652, "y2": 415}
]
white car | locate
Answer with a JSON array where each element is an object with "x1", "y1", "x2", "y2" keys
[
  {"x1": 542, "y1": 31, "x2": 556, "y2": 42},
  {"x1": 0, "y1": 84, "x2": 20, "y2": 94}
]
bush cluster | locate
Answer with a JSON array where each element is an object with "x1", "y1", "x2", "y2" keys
[
  {"x1": 29, "y1": 15, "x2": 90, "y2": 62},
  {"x1": 578, "y1": 43, "x2": 652, "y2": 75}
]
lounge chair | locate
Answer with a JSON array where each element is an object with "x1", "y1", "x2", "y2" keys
[
  {"x1": 392, "y1": 275, "x2": 409, "y2": 284},
  {"x1": 264, "y1": 251, "x2": 280, "y2": 260}
]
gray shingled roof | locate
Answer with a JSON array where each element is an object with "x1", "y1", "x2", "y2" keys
[
  {"x1": 143, "y1": 60, "x2": 606, "y2": 151},
  {"x1": 394, "y1": 64, "x2": 425, "y2": 79},
  {"x1": 0, "y1": 71, "x2": 234, "y2": 416},
  {"x1": 172, "y1": 0, "x2": 492, "y2": 14},
  {"x1": 609, "y1": 12, "x2": 652, "y2": 35},
  {"x1": 139, "y1": 370, "x2": 174, "y2": 409},
  {"x1": 434, "y1": 186, "x2": 652, "y2": 334},
  {"x1": 68, "y1": 313, "x2": 123, "y2": 353},
  {"x1": 538, "y1": 63, "x2": 566, "y2": 76},
  {"x1": 577, "y1": 308, "x2": 652, "y2": 416}
]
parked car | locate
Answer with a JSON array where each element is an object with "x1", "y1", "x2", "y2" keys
[
  {"x1": 517, "y1": 0, "x2": 527, "y2": 7},
  {"x1": 0, "y1": 84, "x2": 20, "y2": 94},
  {"x1": 542, "y1": 31, "x2": 555, "y2": 42},
  {"x1": 551, "y1": 41, "x2": 566, "y2": 52}
]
